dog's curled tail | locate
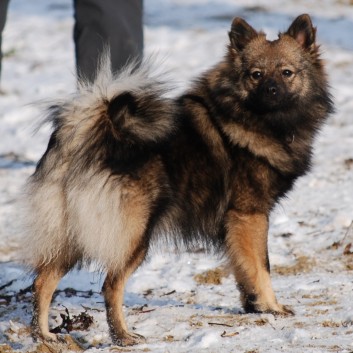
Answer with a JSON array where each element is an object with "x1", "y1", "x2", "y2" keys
[
  {"x1": 46, "y1": 54, "x2": 177, "y2": 161},
  {"x1": 85, "y1": 54, "x2": 176, "y2": 145}
]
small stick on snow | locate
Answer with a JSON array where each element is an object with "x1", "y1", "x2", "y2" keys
[
  {"x1": 81, "y1": 304, "x2": 104, "y2": 312},
  {"x1": 208, "y1": 322, "x2": 233, "y2": 327},
  {"x1": 161, "y1": 290, "x2": 176, "y2": 297},
  {"x1": 340, "y1": 220, "x2": 353, "y2": 245},
  {"x1": 221, "y1": 330, "x2": 239, "y2": 337}
]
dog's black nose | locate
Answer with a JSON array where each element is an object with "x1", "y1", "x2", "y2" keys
[
  {"x1": 265, "y1": 80, "x2": 278, "y2": 96},
  {"x1": 267, "y1": 85, "x2": 277, "y2": 95}
]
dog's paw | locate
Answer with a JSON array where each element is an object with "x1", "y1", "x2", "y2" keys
[
  {"x1": 32, "y1": 329, "x2": 61, "y2": 343},
  {"x1": 243, "y1": 297, "x2": 294, "y2": 317},
  {"x1": 112, "y1": 331, "x2": 146, "y2": 346},
  {"x1": 269, "y1": 304, "x2": 295, "y2": 317}
]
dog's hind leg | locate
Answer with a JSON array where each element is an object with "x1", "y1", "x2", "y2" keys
[
  {"x1": 31, "y1": 254, "x2": 78, "y2": 342},
  {"x1": 31, "y1": 265, "x2": 67, "y2": 342},
  {"x1": 225, "y1": 211, "x2": 294, "y2": 316},
  {"x1": 102, "y1": 243, "x2": 147, "y2": 347}
]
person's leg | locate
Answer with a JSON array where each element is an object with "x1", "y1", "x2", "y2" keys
[
  {"x1": 0, "y1": 0, "x2": 10, "y2": 83},
  {"x1": 73, "y1": 0, "x2": 143, "y2": 82}
]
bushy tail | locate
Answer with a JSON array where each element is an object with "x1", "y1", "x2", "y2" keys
[
  {"x1": 81, "y1": 54, "x2": 176, "y2": 143},
  {"x1": 32, "y1": 54, "x2": 178, "y2": 174}
]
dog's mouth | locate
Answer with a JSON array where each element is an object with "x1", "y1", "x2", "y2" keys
[{"x1": 245, "y1": 87, "x2": 296, "y2": 115}]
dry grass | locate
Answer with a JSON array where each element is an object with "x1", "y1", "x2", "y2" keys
[
  {"x1": 194, "y1": 267, "x2": 226, "y2": 285},
  {"x1": 273, "y1": 256, "x2": 316, "y2": 275}
]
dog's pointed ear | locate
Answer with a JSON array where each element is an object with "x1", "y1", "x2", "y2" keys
[
  {"x1": 286, "y1": 14, "x2": 316, "y2": 50},
  {"x1": 229, "y1": 17, "x2": 258, "y2": 51}
]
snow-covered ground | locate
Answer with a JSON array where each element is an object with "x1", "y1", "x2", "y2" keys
[{"x1": 1, "y1": 0, "x2": 353, "y2": 352}]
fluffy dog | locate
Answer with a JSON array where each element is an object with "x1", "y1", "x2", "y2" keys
[{"x1": 22, "y1": 14, "x2": 333, "y2": 346}]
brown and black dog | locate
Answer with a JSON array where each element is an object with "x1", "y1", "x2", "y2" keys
[{"x1": 22, "y1": 14, "x2": 333, "y2": 346}]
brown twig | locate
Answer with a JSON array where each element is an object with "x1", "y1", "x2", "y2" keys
[
  {"x1": 208, "y1": 322, "x2": 233, "y2": 328},
  {"x1": 80, "y1": 304, "x2": 104, "y2": 313},
  {"x1": 161, "y1": 290, "x2": 176, "y2": 297},
  {"x1": 220, "y1": 330, "x2": 239, "y2": 337}
]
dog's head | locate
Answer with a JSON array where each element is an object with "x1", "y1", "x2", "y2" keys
[{"x1": 228, "y1": 14, "x2": 325, "y2": 114}]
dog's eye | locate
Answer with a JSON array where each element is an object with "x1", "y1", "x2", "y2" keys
[
  {"x1": 251, "y1": 71, "x2": 263, "y2": 80},
  {"x1": 282, "y1": 69, "x2": 293, "y2": 77}
]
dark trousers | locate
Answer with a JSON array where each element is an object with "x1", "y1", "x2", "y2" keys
[
  {"x1": 0, "y1": 0, "x2": 10, "y2": 81},
  {"x1": 74, "y1": 0, "x2": 143, "y2": 83}
]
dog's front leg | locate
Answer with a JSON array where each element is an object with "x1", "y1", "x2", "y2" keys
[{"x1": 225, "y1": 211, "x2": 293, "y2": 315}]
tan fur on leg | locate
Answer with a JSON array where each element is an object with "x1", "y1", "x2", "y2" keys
[
  {"x1": 102, "y1": 246, "x2": 147, "y2": 346},
  {"x1": 31, "y1": 266, "x2": 67, "y2": 342},
  {"x1": 225, "y1": 211, "x2": 293, "y2": 315}
]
